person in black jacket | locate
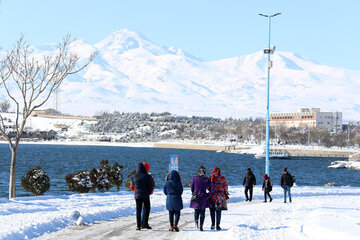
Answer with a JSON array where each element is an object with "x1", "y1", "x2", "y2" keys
[
  {"x1": 280, "y1": 168, "x2": 294, "y2": 203},
  {"x1": 131, "y1": 163, "x2": 155, "y2": 230},
  {"x1": 243, "y1": 168, "x2": 256, "y2": 202}
]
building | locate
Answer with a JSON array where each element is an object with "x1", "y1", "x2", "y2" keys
[
  {"x1": 270, "y1": 108, "x2": 342, "y2": 131},
  {"x1": 31, "y1": 108, "x2": 61, "y2": 116}
]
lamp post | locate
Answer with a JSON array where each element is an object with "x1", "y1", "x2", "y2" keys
[{"x1": 259, "y1": 13, "x2": 281, "y2": 176}]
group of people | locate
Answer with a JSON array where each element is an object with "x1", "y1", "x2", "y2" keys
[
  {"x1": 130, "y1": 162, "x2": 294, "y2": 232},
  {"x1": 242, "y1": 167, "x2": 294, "y2": 203}
]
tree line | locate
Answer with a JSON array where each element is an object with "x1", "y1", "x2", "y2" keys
[{"x1": 92, "y1": 112, "x2": 360, "y2": 148}]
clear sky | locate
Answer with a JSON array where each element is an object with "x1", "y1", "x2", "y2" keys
[{"x1": 1, "y1": 0, "x2": 359, "y2": 70}]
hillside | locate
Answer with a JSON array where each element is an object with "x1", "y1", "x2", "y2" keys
[{"x1": 2, "y1": 29, "x2": 360, "y2": 120}]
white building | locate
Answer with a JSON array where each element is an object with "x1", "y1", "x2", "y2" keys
[{"x1": 270, "y1": 108, "x2": 342, "y2": 131}]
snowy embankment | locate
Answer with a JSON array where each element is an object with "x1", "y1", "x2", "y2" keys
[
  {"x1": 1, "y1": 186, "x2": 360, "y2": 240},
  {"x1": 328, "y1": 161, "x2": 360, "y2": 170}
]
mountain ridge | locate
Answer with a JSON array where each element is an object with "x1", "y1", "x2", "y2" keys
[{"x1": 11, "y1": 29, "x2": 360, "y2": 120}]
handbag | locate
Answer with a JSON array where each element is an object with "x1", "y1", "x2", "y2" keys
[
  {"x1": 191, "y1": 180, "x2": 202, "y2": 202},
  {"x1": 191, "y1": 194, "x2": 200, "y2": 202},
  {"x1": 225, "y1": 192, "x2": 230, "y2": 200}
]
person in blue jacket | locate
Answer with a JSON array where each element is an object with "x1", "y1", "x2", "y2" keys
[{"x1": 163, "y1": 170, "x2": 183, "y2": 232}]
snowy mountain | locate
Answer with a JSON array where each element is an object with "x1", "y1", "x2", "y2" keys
[{"x1": 29, "y1": 29, "x2": 360, "y2": 120}]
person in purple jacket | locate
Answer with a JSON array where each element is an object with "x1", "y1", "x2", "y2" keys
[{"x1": 190, "y1": 165, "x2": 214, "y2": 231}]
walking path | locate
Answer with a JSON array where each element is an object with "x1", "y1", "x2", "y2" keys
[{"x1": 35, "y1": 194, "x2": 360, "y2": 240}]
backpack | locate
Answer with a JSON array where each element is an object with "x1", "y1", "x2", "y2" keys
[{"x1": 267, "y1": 178, "x2": 273, "y2": 192}]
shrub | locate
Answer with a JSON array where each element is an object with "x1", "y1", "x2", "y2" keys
[
  {"x1": 66, "y1": 159, "x2": 124, "y2": 193},
  {"x1": 125, "y1": 169, "x2": 136, "y2": 189},
  {"x1": 21, "y1": 166, "x2": 50, "y2": 195},
  {"x1": 65, "y1": 170, "x2": 93, "y2": 193},
  {"x1": 90, "y1": 159, "x2": 112, "y2": 192},
  {"x1": 108, "y1": 162, "x2": 124, "y2": 191}
]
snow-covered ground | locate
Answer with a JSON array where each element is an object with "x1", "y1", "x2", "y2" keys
[{"x1": 1, "y1": 186, "x2": 360, "y2": 240}]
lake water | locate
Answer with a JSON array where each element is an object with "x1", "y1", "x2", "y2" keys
[{"x1": 0, "y1": 143, "x2": 359, "y2": 198}]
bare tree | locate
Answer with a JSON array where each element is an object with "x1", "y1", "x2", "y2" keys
[
  {"x1": 0, "y1": 35, "x2": 96, "y2": 199},
  {"x1": 0, "y1": 99, "x2": 11, "y2": 112}
]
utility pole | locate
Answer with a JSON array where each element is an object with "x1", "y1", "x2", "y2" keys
[{"x1": 259, "y1": 12, "x2": 281, "y2": 176}]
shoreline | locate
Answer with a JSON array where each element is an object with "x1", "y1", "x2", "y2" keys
[
  {"x1": 1, "y1": 140, "x2": 359, "y2": 160},
  {"x1": 0, "y1": 140, "x2": 155, "y2": 148}
]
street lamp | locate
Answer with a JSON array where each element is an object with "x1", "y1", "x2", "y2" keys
[{"x1": 259, "y1": 12, "x2": 281, "y2": 176}]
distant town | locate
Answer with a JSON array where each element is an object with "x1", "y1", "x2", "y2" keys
[{"x1": 1, "y1": 106, "x2": 359, "y2": 150}]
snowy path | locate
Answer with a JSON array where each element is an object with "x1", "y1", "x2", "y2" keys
[
  {"x1": 2, "y1": 186, "x2": 360, "y2": 239},
  {"x1": 36, "y1": 195, "x2": 360, "y2": 240}
]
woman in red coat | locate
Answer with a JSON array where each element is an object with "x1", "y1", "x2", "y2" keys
[{"x1": 209, "y1": 167, "x2": 229, "y2": 231}]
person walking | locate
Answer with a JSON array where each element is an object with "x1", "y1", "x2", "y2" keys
[
  {"x1": 190, "y1": 165, "x2": 214, "y2": 231},
  {"x1": 163, "y1": 170, "x2": 183, "y2": 232},
  {"x1": 243, "y1": 168, "x2": 256, "y2": 202},
  {"x1": 140, "y1": 163, "x2": 155, "y2": 228},
  {"x1": 280, "y1": 168, "x2": 294, "y2": 203},
  {"x1": 262, "y1": 174, "x2": 273, "y2": 202},
  {"x1": 209, "y1": 167, "x2": 229, "y2": 231},
  {"x1": 130, "y1": 162, "x2": 155, "y2": 230}
]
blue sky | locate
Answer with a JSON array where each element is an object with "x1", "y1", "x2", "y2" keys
[{"x1": 1, "y1": 0, "x2": 359, "y2": 70}]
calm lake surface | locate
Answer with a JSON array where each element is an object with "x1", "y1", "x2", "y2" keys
[{"x1": 0, "y1": 143, "x2": 359, "y2": 198}]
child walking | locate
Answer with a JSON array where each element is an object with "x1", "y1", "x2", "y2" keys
[{"x1": 262, "y1": 174, "x2": 273, "y2": 202}]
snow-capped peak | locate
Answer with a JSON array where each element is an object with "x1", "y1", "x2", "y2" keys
[
  {"x1": 94, "y1": 29, "x2": 168, "y2": 55},
  {"x1": 7, "y1": 29, "x2": 359, "y2": 121}
]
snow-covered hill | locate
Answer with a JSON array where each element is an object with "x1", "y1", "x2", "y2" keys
[{"x1": 6, "y1": 29, "x2": 360, "y2": 120}]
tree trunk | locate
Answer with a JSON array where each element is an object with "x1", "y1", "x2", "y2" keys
[{"x1": 9, "y1": 149, "x2": 17, "y2": 199}]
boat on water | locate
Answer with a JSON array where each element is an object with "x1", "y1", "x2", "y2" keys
[{"x1": 255, "y1": 150, "x2": 291, "y2": 159}]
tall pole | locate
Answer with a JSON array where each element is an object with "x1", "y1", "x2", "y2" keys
[{"x1": 259, "y1": 13, "x2": 281, "y2": 176}]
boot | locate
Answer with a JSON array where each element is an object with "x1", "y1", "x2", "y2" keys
[
  {"x1": 211, "y1": 224, "x2": 215, "y2": 230},
  {"x1": 195, "y1": 220, "x2": 199, "y2": 229},
  {"x1": 200, "y1": 225, "x2": 203, "y2": 231},
  {"x1": 270, "y1": 197, "x2": 273, "y2": 202},
  {"x1": 142, "y1": 224, "x2": 152, "y2": 229},
  {"x1": 174, "y1": 224, "x2": 179, "y2": 232},
  {"x1": 216, "y1": 224, "x2": 221, "y2": 231}
]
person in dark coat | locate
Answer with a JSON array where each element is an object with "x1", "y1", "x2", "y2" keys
[
  {"x1": 209, "y1": 167, "x2": 229, "y2": 231},
  {"x1": 130, "y1": 163, "x2": 154, "y2": 230},
  {"x1": 280, "y1": 168, "x2": 294, "y2": 203},
  {"x1": 262, "y1": 174, "x2": 273, "y2": 202},
  {"x1": 140, "y1": 163, "x2": 155, "y2": 228},
  {"x1": 163, "y1": 170, "x2": 183, "y2": 232},
  {"x1": 190, "y1": 165, "x2": 214, "y2": 231},
  {"x1": 243, "y1": 168, "x2": 256, "y2": 202}
]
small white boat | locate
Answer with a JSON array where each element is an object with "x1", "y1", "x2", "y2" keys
[
  {"x1": 328, "y1": 161, "x2": 347, "y2": 169},
  {"x1": 255, "y1": 150, "x2": 290, "y2": 159}
]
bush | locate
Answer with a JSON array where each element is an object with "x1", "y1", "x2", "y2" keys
[
  {"x1": 108, "y1": 163, "x2": 124, "y2": 191},
  {"x1": 66, "y1": 160, "x2": 124, "y2": 193},
  {"x1": 21, "y1": 166, "x2": 50, "y2": 196},
  {"x1": 125, "y1": 169, "x2": 136, "y2": 189},
  {"x1": 65, "y1": 170, "x2": 93, "y2": 193},
  {"x1": 90, "y1": 160, "x2": 111, "y2": 192}
]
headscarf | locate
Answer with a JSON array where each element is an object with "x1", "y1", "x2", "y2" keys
[
  {"x1": 168, "y1": 170, "x2": 181, "y2": 182},
  {"x1": 211, "y1": 167, "x2": 221, "y2": 182},
  {"x1": 197, "y1": 165, "x2": 206, "y2": 177},
  {"x1": 264, "y1": 174, "x2": 268, "y2": 180},
  {"x1": 142, "y1": 162, "x2": 150, "y2": 173}
]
